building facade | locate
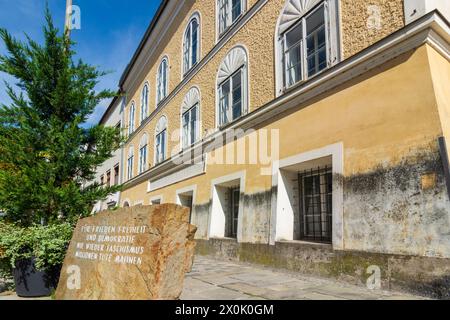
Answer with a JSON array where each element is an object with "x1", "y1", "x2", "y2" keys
[
  {"x1": 92, "y1": 96, "x2": 124, "y2": 212},
  {"x1": 99, "y1": 0, "x2": 450, "y2": 297}
]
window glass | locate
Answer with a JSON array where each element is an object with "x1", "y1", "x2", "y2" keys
[
  {"x1": 232, "y1": 72, "x2": 242, "y2": 120},
  {"x1": 284, "y1": 23, "x2": 302, "y2": 88},
  {"x1": 306, "y1": 6, "x2": 326, "y2": 77},
  {"x1": 219, "y1": 80, "x2": 230, "y2": 126},
  {"x1": 231, "y1": 0, "x2": 242, "y2": 21}
]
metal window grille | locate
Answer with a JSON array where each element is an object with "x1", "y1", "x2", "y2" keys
[{"x1": 298, "y1": 165, "x2": 332, "y2": 243}]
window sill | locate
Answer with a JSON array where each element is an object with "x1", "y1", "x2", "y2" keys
[
  {"x1": 209, "y1": 237, "x2": 238, "y2": 242},
  {"x1": 276, "y1": 240, "x2": 332, "y2": 248}
]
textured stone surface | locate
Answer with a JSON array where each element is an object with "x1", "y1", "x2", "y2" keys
[
  {"x1": 55, "y1": 204, "x2": 197, "y2": 300},
  {"x1": 341, "y1": 0, "x2": 405, "y2": 59}
]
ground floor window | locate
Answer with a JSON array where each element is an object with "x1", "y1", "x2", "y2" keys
[
  {"x1": 298, "y1": 166, "x2": 332, "y2": 243},
  {"x1": 225, "y1": 187, "x2": 240, "y2": 238}
]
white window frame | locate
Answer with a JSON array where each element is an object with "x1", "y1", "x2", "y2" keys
[
  {"x1": 275, "y1": 0, "x2": 341, "y2": 96},
  {"x1": 127, "y1": 147, "x2": 134, "y2": 181},
  {"x1": 138, "y1": 134, "x2": 148, "y2": 174},
  {"x1": 282, "y1": 3, "x2": 327, "y2": 89},
  {"x1": 155, "y1": 116, "x2": 168, "y2": 165},
  {"x1": 128, "y1": 102, "x2": 135, "y2": 135},
  {"x1": 216, "y1": 46, "x2": 249, "y2": 128},
  {"x1": 183, "y1": 14, "x2": 201, "y2": 76},
  {"x1": 156, "y1": 57, "x2": 169, "y2": 105},
  {"x1": 217, "y1": 0, "x2": 246, "y2": 39},
  {"x1": 271, "y1": 142, "x2": 344, "y2": 249},
  {"x1": 218, "y1": 69, "x2": 245, "y2": 126},
  {"x1": 209, "y1": 171, "x2": 246, "y2": 242},
  {"x1": 182, "y1": 103, "x2": 200, "y2": 149},
  {"x1": 140, "y1": 83, "x2": 149, "y2": 124}
]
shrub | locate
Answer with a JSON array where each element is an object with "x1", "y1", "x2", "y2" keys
[{"x1": 0, "y1": 221, "x2": 73, "y2": 271}]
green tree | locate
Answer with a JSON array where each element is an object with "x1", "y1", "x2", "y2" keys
[{"x1": 0, "y1": 9, "x2": 122, "y2": 227}]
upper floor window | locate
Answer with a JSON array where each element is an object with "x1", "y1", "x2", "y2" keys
[
  {"x1": 218, "y1": 0, "x2": 244, "y2": 36},
  {"x1": 128, "y1": 102, "x2": 135, "y2": 135},
  {"x1": 155, "y1": 116, "x2": 167, "y2": 164},
  {"x1": 127, "y1": 147, "x2": 134, "y2": 180},
  {"x1": 181, "y1": 87, "x2": 201, "y2": 149},
  {"x1": 140, "y1": 84, "x2": 149, "y2": 124},
  {"x1": 183, "y1": 15, "x2": 200, "y2": 75},
  {"x1": 217, "y1": 46, "x2": 248, "y2": 127},
  {"x1": 275, "y1": 0, "x2": 340, "y2": 94},
  {"x1": 138, "y1": 134, "x2": 148, "y2": 174},
  {"x1": 157, "y1": 58, "x2": 169, "y2": 104}
]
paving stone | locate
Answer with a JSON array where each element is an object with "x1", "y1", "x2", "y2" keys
[{"x1": 221, "y1": 282, "x2": 272, "y2": 297}]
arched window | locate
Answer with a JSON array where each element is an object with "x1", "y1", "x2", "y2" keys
[
  {"x1": 183, "y1": 15, "x2": 200, "y2": 75},
  {"x1": 127, "y1": 146, "x2": 134, "y2": 180},
  {"x1": 138, "y1": 134, "x2": 148, "y2": 174},
  {"x1": 140, "y1": 83, "x2": 149, "y2": 124},
  {"x1": 217, "y1": 0, "x2": 245, "y2": 37},
  {"x1": 217, "y1": 46, "x2": 248, "y2": 127},
  {"x1": 155, "y1": 116, "x2": 167, "y2": 164},
  {"x1": 157, "y1": 58, "x2": 169, "y2": 104},
  {"x1": 275, "y1": 0, "x2": 340, "y2": 94},
  {"x1": 181, "y1": 87, "x2": 200, "y2": 149},
  {"x1": 128, "y1": 102, "x2": 135, "y2": 135},
  {"x1": 123, "y1": 201, "x2": 130, "y2": 208}
]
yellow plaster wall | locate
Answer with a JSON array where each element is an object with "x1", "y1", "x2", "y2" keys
[
  {"x1": 121, "y1": 45, "x2": 443, "y2": 207},
  {"x1": 427, "y1": 46, "x2": 450, "y2": 159},
  {"x1": 122, "y1": 0, "x2": 406, "y2": 180}
]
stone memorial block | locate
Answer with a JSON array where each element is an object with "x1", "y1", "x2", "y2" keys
[{"x1": 55, "y1": 204, "x2": 197, "y2": 300}]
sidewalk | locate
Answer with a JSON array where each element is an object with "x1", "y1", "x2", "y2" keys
[
  {"x1": 0, "y1": 256, "x2": 428, "y2": 300},
  {"x1": 180, "y1": 256, "x2": 427, "y2": 300}
]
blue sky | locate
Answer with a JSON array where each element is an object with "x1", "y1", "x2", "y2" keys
[{"x1": 0, "y1": 0, "x2": 161, "y2": 126}]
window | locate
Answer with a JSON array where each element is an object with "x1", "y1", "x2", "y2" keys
[
  {"x1": 128, "y1": 102, "x2": 135, "y2": 135},
  {"x1": 155, "y1": 116, "x2": 167, "y2": 164},
  {"x1": 276, "y1": 0, "x2": 340, "y2": 94},
  {"x1": 217, "y1": 46, "x2": 248, "y2": 127},
  {"x1": 182, "y1": 104, "x2": 199, "y2": 148},
  {"x1": 140, "y1": 84, "x2": 149, "y2": 124},
  {"x1": 183, "y1": 16, "x2": 200, "y2": 75},
  {"x1": 114, "y1": 164, "x2": 120, "y2": 185},
  {"x1": 218, "y1": 0, "x2": 244, "y2": 36},
  {"x1": 283, "y1": 4, "x2": 326, "y2": 89},
  {"x1": 127, "y1": 147, "x2": 134, "y2": 180},
  {"x1": 226, "y1": 187, "x2": 240, "y2": 238},
  {"x1": 219, "y1": 71, "x2": 243, "y2": 126},
  {"x1": 157, "y1": 58, "x2": 169, "y2": 104},
  {"x1": 181, "y1": 87, "x2": 201, "y2": 149},
  {"x1": 138, "y1": 134, "x2": 148, "y2": 174},
  {"x1": 298, "y1": 166, "x2": 332, "y2": 243},
  {"x1": 106, "y1": 170, "x2": 111, "y2": 187}
]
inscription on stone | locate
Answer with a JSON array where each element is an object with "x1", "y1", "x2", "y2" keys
[{"x1": 55, "y1": 204, "x2": 197, "y2": 300}]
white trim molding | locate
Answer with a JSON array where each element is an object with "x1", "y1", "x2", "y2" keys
[
  {"x1": 271, "y1": 142, "x2": 344, "y2": 249},
  {"x1": 208, "y1": 171, "x2": 246, "y2": 242},
  {"x1": 176, "y1": 184, "x2": 198, "y2": 224}
]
